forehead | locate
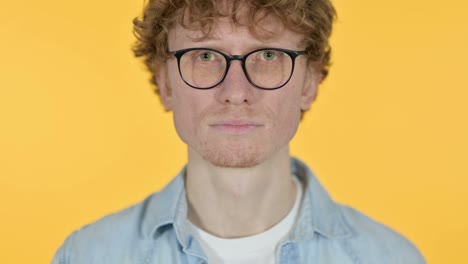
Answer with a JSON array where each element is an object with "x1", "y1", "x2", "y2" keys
[{"x1": 167, "y1": 14, "x2": 305, "y2": 52}]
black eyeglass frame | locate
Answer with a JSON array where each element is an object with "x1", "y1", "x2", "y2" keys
[{"x1": 168, "y1": 47, "x2": 307, "y2": 90}]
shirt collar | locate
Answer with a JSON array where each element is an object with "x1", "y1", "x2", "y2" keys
[
  {"x1": 140, "y1": 167, "x2": 186, "y2": 239},
  {"x1": 140, "y1": 157, "x2": 353, "y2": 244},
  {"x1": 288, "y1": 157, "x2": 354, "y2": 240},
  {"x1": 139, "y1": 166, "x2": 200, "y2": 250}
]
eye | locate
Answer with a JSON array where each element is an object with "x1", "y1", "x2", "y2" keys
[
  {"x1": 261, "y1": 50, "x2": 278, "y2": 61},
  {"x1": 198, "y1": 51, "x2": 215, "y2": 61}
]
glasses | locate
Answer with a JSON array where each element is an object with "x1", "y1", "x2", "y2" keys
[{"x1": 169, "y1": 48, "x2": 306, "y2": 90}]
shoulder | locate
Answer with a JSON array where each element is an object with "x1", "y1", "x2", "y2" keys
[
  {"x1": 338, "y1": 205, "x2": 426, "y2": 264},
  {"x1": 77, "y1": 192, "x2": 156, "y2": 240},
  {"x1": 52, "y1": 174, "x2": 186, "y2": 263},
  {"x1": 52, "y1": 192, "x2": 161, "y2": 264}
]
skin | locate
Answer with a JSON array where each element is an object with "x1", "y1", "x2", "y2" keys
[{"x1": 155, "y1": 13, "x2": 321, "y2": 238}]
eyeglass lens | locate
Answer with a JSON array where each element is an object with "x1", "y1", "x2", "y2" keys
[{"x1": 178, "y1": 49, "x2": 293, "y2": 89}]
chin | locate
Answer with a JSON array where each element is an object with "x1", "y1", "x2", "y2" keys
[
  {"x1": 200, "y1": 144, "x2": 266, "y2": 168},
  {"x1": 207, "y1": 155, "x2": 261, "y2": 168}
]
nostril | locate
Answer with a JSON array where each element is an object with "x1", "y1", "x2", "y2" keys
[{"x1": 224, "y1": 98, "x2": 248, "y2": 102}]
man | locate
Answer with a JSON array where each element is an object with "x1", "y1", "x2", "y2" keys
[{"x1": 53, "y1": 0, "x2": 425, "y2": 263}]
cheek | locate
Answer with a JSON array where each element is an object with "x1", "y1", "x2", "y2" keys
[
  {"x1": 169, "y1": 81, "x2": 197, "y2": 142},
  {"x1": 170, "y1": 84, "x2": 212, "y2": 143},
  {"x1": 268, "y1": 86, "x2": 303, "y2": 139}
]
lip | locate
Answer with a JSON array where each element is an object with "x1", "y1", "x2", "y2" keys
[{"x1": 209, "y1": 119, "x2": 263, "y2": 134}]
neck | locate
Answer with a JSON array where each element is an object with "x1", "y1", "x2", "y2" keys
[{"x1": 185, "y1": 147, "x2": 296, "y2": 238}]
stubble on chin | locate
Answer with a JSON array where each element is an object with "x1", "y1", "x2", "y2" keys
[{"x1": 199, "y1": 140, "x2": 266, "y2": 168}]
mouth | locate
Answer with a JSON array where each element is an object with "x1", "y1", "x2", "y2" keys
[{"x1": 209, "y1": 120, "x2": 264, "y2": 134}]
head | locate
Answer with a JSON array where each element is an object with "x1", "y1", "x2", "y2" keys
[{"x1": 132, "y1": 0, "x2": 336, "y2": 168}]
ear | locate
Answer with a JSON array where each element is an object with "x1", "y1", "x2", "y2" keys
[
  {"x1": 154, "y1": 61, "x2": 173, "y2": 111},
  {"x1": 300, "y1": 63, "x2": 322, "y2": 111}
]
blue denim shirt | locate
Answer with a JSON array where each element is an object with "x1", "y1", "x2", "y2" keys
[{"x1": 52, "y1": 158, "x2": 425, "y2": 264}]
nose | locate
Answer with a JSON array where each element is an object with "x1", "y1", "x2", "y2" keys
[{"x1": 215, "y1": 61, "x2": 255, "y2": 105}]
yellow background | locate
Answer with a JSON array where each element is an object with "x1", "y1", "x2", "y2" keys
[{"x1": 1, "y1": 0, "x2": 467, "y2": 263}]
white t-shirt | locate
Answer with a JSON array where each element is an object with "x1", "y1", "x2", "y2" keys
[{"x1": 188, "y1": 176, "x2": 303, "y2": 264}]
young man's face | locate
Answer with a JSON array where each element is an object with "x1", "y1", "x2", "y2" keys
[{"x1": 156, "y1": 13, "x2": 320, "y2": 168}]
